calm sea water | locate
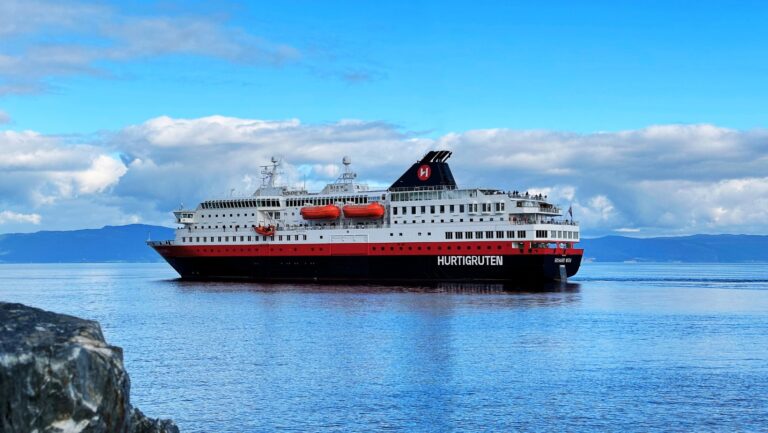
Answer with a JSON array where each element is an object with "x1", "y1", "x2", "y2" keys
[{"x1": 1, "y1": 262, "x2": 768, "y2": 432}]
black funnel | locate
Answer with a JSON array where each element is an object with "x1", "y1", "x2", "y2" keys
[{"x1": 389, "y1": 150, "x2": 457, "y2": 190}]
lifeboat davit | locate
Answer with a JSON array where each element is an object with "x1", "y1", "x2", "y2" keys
[
  {"x1": 342, "y1": 202, "x2": 386, "y2": 218},
  {"x1": 300, "y1": 204, "x2": 341, "y2": 220},
  {"x1": 253, "y1": 224, "x2": 276, "y2": 236}
]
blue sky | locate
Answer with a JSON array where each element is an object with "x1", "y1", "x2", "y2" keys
[{"x1": 1, "y1": 0, "x2": 767, "y2": 236}]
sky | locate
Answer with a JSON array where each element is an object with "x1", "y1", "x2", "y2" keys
[{"x1": 0, "y1": 0, "x2": 767, "y2": 237}]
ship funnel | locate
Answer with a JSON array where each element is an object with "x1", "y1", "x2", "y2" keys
[{"x1": 388, "y1": 150, "x2": 457, "y2": 190}]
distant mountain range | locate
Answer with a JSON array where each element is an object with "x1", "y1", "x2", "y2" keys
[
  {"x1": 0, "y1": 225, "x2": 766, "y2": 263},
  {"x1": 0, "y1": 224, "x2": 174, "y2": 263}
]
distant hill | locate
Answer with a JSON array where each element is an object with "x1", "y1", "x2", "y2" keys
[
  {"x1": 0, "y1": 224, "x2": 174, "y2": 263},
  {"x1": 580, "y1": 234, "x2": 768, "y2": 262},
  {"x1": 0, "y1": 225, "x2": 766, "y2": 263}
]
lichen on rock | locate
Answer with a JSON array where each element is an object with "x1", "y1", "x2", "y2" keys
[{"x1": 0, "y1": 302, "x2": 179, "y2": 433}]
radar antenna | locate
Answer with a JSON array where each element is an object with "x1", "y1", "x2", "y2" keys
[
  {"x1": 336, "y1": 155, "x2": 357, "y2": 184},
  {"x1": 260, "y1": 156, "x2": 282, "y2": 188}
]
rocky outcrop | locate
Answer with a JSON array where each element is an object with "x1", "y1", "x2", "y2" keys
[{"x1": 0, "y1": 302, "x2": 179, "y2": 433}]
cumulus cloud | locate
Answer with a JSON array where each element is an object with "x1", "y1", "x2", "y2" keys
[
  {"x1": 0, "y1": 117, "x2": 766, "y2": 236},
  {"x1": 0, "y1": 130, "x2": 127, "y2": 206},
  {"x1": 0, "y1": 210, "x2": 41, "y2": 225},
  {"x1": 434, "y1": 124, "x2": 768, "y2": 235}
]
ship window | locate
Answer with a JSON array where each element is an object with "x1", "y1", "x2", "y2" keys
[
  {"x1": 240, "y1": 236, "x2": 244, "y2": 241},
  {"x1": 263, "y1": 236, "x2": 267, "y2": 241},
  {"x1": 218, "y1": 237, "x2": 222, "y2": 242},
  {"x1": 399, "y1": 233, "x2": 403, "y2": 236},
  {"x1": 476, "y1": 232, "x2": 483, "y2": 239},
  {"x1": 182, "y1": 237, "x2": 186, "y2": 242},
  {"x1": 455, "y1": 232, "x2": 463, "y2": 239},
  {"x1": 430, "y1": 206, "x2": 435, "y2": 214},
  {"x1": 518, "y1": 230, "x2": 526, "y2": 238},
  {"x1": 247, "y1": 236, "x2": 251, "y2": 241},
  {"x1": 465, "y1": 232, "x2": 473, "y2": 239},
  {"x1": 390, "y1": 233, "x2": 393, "y2": 236},
  {"x1": 196, "y1": 237, "x2": 200, "y2": 242},
  {"x1": 440, "y1": 205, "x2": 445, "y2": 213},
  {"x1": 460, "y1": 205, "x2": 465, "y2": 212},
  {"x1": 445, "y1": 232, "x2": 453, "y2": 239},
  {"x1": 421, "y1": 206, "x2": 426, "y2": 214},
  {"x1": 411, "y1": 206, "x2": 416, "y2": 214},
  {"x1": 303, "y1": 235, "x2": 307, "y2": 240},
  {"x1": 279, "y1": 235, "x2": 283, "y2": 241},
  {"x1": 393, "y1": 207, "x2": 398, "y2": 215},
  {"x1": 487, "y1": 231, "x2": 494, "y2": 238},
  {"x1": 295, "y1": 235, "x2": 299, "y2": 241},
  {"x1": 497, "y1": 231, "x2": 504, "y2": 238},
  {"x1": 225, "y1": 236, "x2": 229, "y2": 241}
]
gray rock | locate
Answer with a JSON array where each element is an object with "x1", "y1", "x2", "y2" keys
[{"x1": 0, "y1": 302, "x2": 179, "y2": 433}]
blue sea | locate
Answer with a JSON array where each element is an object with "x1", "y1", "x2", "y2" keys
[{"x1": 1, "y1": 262, "x2": 768, "y2": 432}]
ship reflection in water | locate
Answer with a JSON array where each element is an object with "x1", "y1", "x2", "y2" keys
[{"x1": 169, "y1": 279, "x2": 582, "y2": 307}]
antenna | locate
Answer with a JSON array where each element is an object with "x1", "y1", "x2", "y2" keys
[{"x1": 336, "y1": 156, "x2": 357, "y2": 183}]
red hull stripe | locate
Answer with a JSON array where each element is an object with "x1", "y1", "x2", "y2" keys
[{"x1": 153, "y1": 241, "x2": 584, "y2": 258}]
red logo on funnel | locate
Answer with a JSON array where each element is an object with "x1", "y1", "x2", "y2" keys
[{"x1": 417, "y1": 164, "x2": 431, "y2": 181}]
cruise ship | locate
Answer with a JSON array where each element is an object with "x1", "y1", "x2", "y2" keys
[{"x1": 148, "y1": 151, "x2": 582, "y2": 282}]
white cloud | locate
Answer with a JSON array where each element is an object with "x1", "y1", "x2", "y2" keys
[
  {"x1": 1, "y1": 117, "x2": 767, "y2": 236},
  {"x1": 0, "y1": 210, "x2": 41, "y2": 225},
  {"x1": 0, "y1": 130, "x2": 128, "y2": 204}
]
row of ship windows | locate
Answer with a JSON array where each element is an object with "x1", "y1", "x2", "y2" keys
[
  {"x1": 395, "y1": 217, "x2": 501, "y2": 224},
  {"x1": 182, "y1": 234, "x2": 309, "y2": 243},
  {"x1": 201, "y1": 199, "x2": 279, "y2": 209},
  {"x1": 392, "y1": 203, "x2": 504, "y2": 215},
  {"x1": 181, "y1": 229, "x2": 579, "y2": 244},
  {"x1": 285, "y1": 196, "x2": 381, "y2": 207},
  {"x1": 444, "y1": 230, "x2": 578, "y2": 240}
]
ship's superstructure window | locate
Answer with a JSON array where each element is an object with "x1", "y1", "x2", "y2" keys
[
  {"x1": 536, "y1": 230, "x2": 547, "y2": 238},
  {"x1": 445, "y1": 232, "x2": 453, "y2": 239},
  {"x1": 456, "y1": 232, "x2": 463, "y2": 239},
  {"x1": 518, "y1": 230, "x2": 526, "y2": 238},
  {"x1": 466, "y1": 232, "x2": 473, "y2": 239}
]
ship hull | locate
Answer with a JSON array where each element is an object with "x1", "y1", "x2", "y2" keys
[{"x1": 152, "y1": 245, "x2": 582, "y2": 283}]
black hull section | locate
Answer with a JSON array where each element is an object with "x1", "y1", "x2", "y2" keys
[{"x1": 160, "y1": 254, "x2": 582, "y2": 283}]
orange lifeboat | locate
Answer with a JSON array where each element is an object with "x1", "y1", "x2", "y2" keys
[
  {"x1": 342, "y1": 202, "x2": 386, "y2": 218},
  {"x1": 253, "y1": 224, "x2": 276, "y2": 236},
  {"x1": 300, "y1": 204, "x2": 341, "y2": 220}
]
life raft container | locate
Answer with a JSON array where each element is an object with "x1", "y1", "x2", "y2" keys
[
  {"x1": 253, "y1": 224, "x2": 276, "y2": 236},
  {"x1": 342, "y1": 202, "x2": 385, "y2": 218},
  {"x1": 300, "y1": 204, "x2": 341, "y2": 220}
]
